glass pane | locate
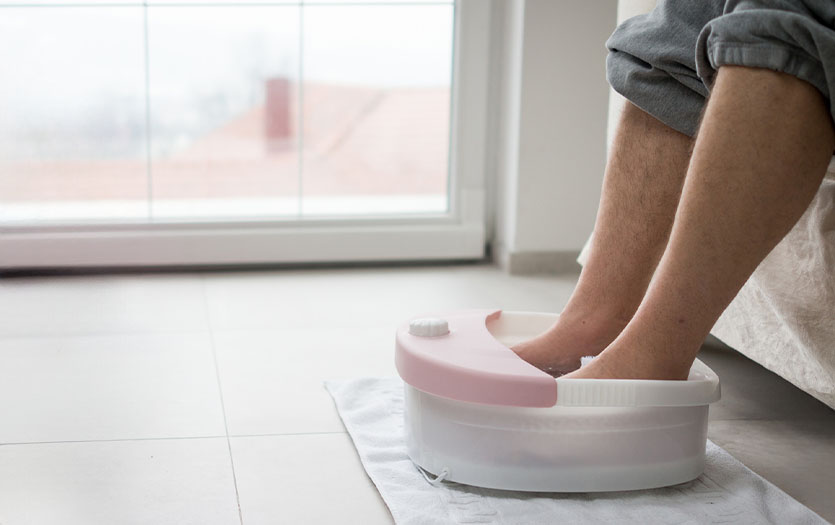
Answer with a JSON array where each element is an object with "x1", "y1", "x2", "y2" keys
[
  {"x1": 146, "y1": 5, "x2": 300, "y2": 220},
  {"x1": 145, "y1": 0, "x2": 449, "y2": 3},
  {"x1": 301, "y1": 4, "x2": 453, "y2": 216},
  {"x1": 305, "y1": 1, "x2": 450, "y2": 4},
  {"x1": 147, "y1": 1, "x2": 293, "y2": 4},
  {"x1": 10, "y1": 1, "x2": 139, "y2": 4},
  {"x1": 0, "y1": 7, "x2": 148, "y2": 224}
]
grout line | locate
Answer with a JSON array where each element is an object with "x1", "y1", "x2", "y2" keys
[
  {"x1": 0, "y1": 435, "x2": 227, "y2": 447},
  {"x1": 8, "y1": 419, "x2": 832, "y2": 448},
  {"x1": 0, "y1": 431, "x2": 346, "y2": 448},
  {"x1": 228, "y1": 430, "x2": 346, "y2": 438},
  {"x1": 0, "y1": 328, "x2": 213, "y2": 343},
  {"x1": 200, "y1": 275, "x2": 244, "y2": 525}
]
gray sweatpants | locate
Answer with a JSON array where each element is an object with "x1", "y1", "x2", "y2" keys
[{"x1": 607, "y1": 0, "x2": 835, "y2": 137}]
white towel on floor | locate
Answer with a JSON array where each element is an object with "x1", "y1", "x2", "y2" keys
[{"x1": 325, "y1": 377, "x2": 827, "y2": 525}]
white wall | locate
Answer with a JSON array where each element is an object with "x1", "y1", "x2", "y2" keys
[
  {"x1": 491, "y1": 0, "x2": 617, "y2": 273},
  {"x1": 489, "y1": 0, "x2": 525, "y2": 261}
]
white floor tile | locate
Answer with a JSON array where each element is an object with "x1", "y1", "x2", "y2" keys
[
  {"x1": 205, "y1": 266, "x2": 575, "y2": 435},
  {"x1": 0, "y1": 274, "x2": 209, "y2": 337},
  {"x1": 203, "y1": 265, "x2": 575, "y2": 332},
  {"x1": 0, "y1": 437, "x2": 240, "y2": 525},
  {"x1": 708, "y1": 419, "x2": 835, "y2": 522},
  {"x1": 0, "y1": 333, "x2": 226, "y2": 443},
  {"x1": 2, "y1": 265, "x2": 834, "y2": 524},
  {"x1": 231, "y1": 433, "x2": 392, "y2": 525},
  {"x1": 699, "y1": 344, "x2": 835, "y2": 422},
  {"x1": 214, "y1": 328, "x2": 396, "y2": 435}
]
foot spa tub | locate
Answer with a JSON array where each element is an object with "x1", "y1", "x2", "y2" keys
[{"x1": 394, "y1": 310, "x2": 721, "y2": 492}]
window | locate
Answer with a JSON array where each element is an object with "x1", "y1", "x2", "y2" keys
[{"x1": 0, "y1": 0, "x2": 489, "y2": 267}]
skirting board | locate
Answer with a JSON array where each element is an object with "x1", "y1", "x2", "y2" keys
[{"x1": 493, "y1": 246, "x2": 582, "y2": 275}]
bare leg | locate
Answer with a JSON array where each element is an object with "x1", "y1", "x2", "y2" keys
[
  {"x1": 514, "y1": 102, "x2": 693, "y2": 376},
  {"x1": 568, "y1": 66, "x2": 835, "y2": 380}
]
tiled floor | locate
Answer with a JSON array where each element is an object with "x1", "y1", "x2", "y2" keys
[{"x1": 0, "y1": 264, "x2": 832, "y2": 524}]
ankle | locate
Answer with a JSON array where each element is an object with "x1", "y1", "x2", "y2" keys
[
  {"x1": 572, "y1": 347, "x2": 691, "y2": 381},
  {"x1": 557, "y1": 304, "x2": 631, "y2": 344},
  {"x1": 596, "y1": 330, "x2": 695, "y2": 380},
  {"x1": 540, "y1": 307, "x2": 631, "y2": 362}
]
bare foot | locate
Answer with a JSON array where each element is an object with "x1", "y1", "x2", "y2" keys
[
  {"x1": 512, "y1": 309, "x2": 630, "y2": 377},
  {"x1": 561, "y1": 330, "x2": 691, "y2": 380}
]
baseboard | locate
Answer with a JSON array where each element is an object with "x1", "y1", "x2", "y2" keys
[{"x1": 493, "y1": 245, "x2": 581, "y2": 275}]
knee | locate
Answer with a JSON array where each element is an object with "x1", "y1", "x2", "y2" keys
[
  {"x1": 714, "y1": 65, "x2": 828, "y2": 105},
  {"x1": 605, "y1": 50, "x2": 647, "y2": 103},
  {"x1": 695, "y1": 7, "x2": 834, "y2": 103},
  {"x1": 605, "y1": 50, "x2": 705, "y2": 138},
  {"x1": 709, "y1": 66, "x2": 835, "y2": 151}
]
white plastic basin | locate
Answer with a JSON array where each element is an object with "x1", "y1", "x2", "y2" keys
[{"x1": 398, "y1": 311, "x2": 721, "y2": 492}]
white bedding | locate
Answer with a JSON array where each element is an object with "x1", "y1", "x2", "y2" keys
[{"x1": 710, "y1": 157, "x2": 835, "y2": 409}]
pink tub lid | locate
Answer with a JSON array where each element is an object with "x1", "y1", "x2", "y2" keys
[{"x1": 394, "y1": 309, "x2": 558, "y2": 407}]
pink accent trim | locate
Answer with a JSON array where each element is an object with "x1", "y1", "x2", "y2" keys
[{"x1": 395, "y1": 310, "x2": 558, "y2": 407}]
